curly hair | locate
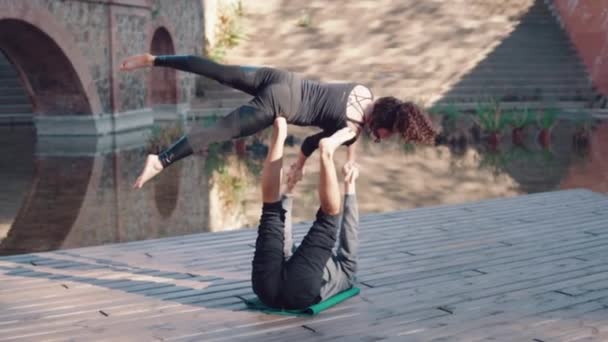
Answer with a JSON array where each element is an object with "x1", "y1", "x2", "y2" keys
[{"x1": 368, "y1": 96, "x2": 437, "y2": 145}]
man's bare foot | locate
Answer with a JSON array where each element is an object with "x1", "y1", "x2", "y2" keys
[{"x1": 133, "y1": 154, "x2": 164, "y2": 189}]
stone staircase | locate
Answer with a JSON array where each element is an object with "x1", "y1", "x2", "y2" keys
[
  {"x1": 435, "y1": 0, "x2": 597, "y2": 109},
  {"x1": 191, "y1": 0, "x2": 596, "y2": 113},
  {"x1": 0, "y1": 52, "x2": 33, "y2": 125}
]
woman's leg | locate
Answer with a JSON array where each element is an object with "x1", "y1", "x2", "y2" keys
[
  {"x1": 154, "y1": 55, "x2": 261, "y2": 95},
  {"x1": 187, "y1": 103, "x2": 274, "y2": 153},
  {"x1": 336, "y1": 194, "x2": 359, "y2": 281},
  {"x1": 132, "y1": 103, "x2": 274, "y2": 189},
  {"x1": 251, "y1": 118, "x2": 288, "y2": 307}
]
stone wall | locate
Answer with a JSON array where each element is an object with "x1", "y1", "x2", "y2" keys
[{"x1": 552, "y1": 0, "x2": 608, "y2": 96}]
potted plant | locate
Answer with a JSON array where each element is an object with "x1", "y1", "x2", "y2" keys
[
  {"x1": 506, "y1": 106, "x2": 533, "y2": 147},
  {"x1": 536, "y1": 107, "x2": 559, "y2": 149},
  {"x1": 474, "y1": 99, "x2": 508, "y2": 151}
]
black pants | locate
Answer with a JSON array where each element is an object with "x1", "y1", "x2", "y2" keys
[
  {"x1": 251, "y1": 201, "x2": 339, "y2": 310},
  {"x1": 154, "y1": 55, "x2": 300, "y2": 152}
]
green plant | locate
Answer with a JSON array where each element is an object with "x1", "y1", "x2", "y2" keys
[
  {"x1": 146, "y1": 122, "x2": 184, "y2": 154},
  {"x1": 473, "y1": 99, "x2": 509, "y2": 133},
  {"x1": 506, "y1": 106, "x2": 534, "y2": 129},
  {"x1": 214, "y1": 168, "x2": 247, "y2": 207},
  {"x1": 536, "y1": 107, "x2": 560, "y2": 130},
  {"x1": 207, "y1": 1, "x2": 246, "y2": 62},
  {"x1": 205, "y1": 142, "x2": 231, "y2": 175},
  {"x1": 433, "y1": 102, "x2": 461, "y2": 129}
]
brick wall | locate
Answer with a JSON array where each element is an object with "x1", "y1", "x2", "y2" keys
[{"x1": 553, "y1": 0, "x2": 608, "y2": 96}]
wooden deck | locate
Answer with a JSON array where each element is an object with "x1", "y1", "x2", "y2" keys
[{"x1": 1, "y1": 189, "x2": 608, "y2": 341}]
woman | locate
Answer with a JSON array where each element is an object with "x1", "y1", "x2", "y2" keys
[{"x1": 120, "y1": 54, "x2": 437, "y2": 188}]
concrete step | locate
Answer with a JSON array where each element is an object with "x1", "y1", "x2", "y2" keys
[
  {"x1": 499, "y1": 40, "x2": 573, "y2": 48},
  {"x1": 439, "y1": 91, "x2": 595, "y2": 103},
  {"x1": 444, "y1": 86, "x2": 595, "y2": 97},
  {"x1": 432, "y1": 101, "x2": 589, "y2": 111},
  {"x1": 333, "y1": 70, "x2": 591, "y2": 84},
  {"x1": 474, "y1": 59, "x2": 585, "y2": 66},
  {"x1": 505, "y1": 27, "x2": 572, "y2": 35},
  {"x1": 0, "y1": 104, "x2": 33, "y2": 114},
  {"x1": 0, "y1": 113, "x2": 34, "y2": 126},
  {"x1": 445, "y1": 89, "x2": 595, "y2": 101},
  {"x1": 0, "y1": 70, "x2": 18, "y2": 77},
  {"x1": 511, "y1": 19, "x2": 561, "y2": 26},
  {"x1": 0, "y1": 79, "x2": 22, "y2": 88},
  {"x1": 0, "y1": 94, "x2": 30, "y2": 105},
  {"x1": 190, "y1": 98, "x2": 251, "y2": 109},
  {"x1": 489, "y1": 46, "x2": 579, "y2": 55},
  {"x1": 0, "y1": 87, "x2": 29, "y2": 96},
  {"x1": 453, "y1": 79, "x2": 592, "y2": 88},
  {"x1": 186, "y1": 107, "x2": 234, "y2": 119},
  {"x1": 197, "y1": 89, "x2": 254, "y2": 100},
  {"x1": 468, "y1": 66, "x2": 588, "y2": 75},
  {"x1": 493, "y1": 39, "x2": 575, "y2": 47},
  {"x1": 477, "y1": 56, "x2": 582, "y2": 65},
  {"x1": 0, "y1": 66, "x2": 18, "y2": 74}
]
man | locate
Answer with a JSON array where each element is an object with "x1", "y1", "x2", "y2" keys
[{"x1": 251, "y1": 117, "x2": 359, "y2": 310}]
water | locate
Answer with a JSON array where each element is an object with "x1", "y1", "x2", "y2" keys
[{"x1": 0, "y1": 117, "x2": 606, "y2": 255}]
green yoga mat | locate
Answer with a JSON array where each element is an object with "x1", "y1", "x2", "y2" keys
[{"x1": 244, "y1": 287, "x2": 360, "y2": 316}]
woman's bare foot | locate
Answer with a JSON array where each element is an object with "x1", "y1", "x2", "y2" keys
[
  {"x1": 133, "y1": 154, "x2": 164, "y2": 189},
  {"x1": 120, "y1": 53, "x2": 155, "y2": 71}
]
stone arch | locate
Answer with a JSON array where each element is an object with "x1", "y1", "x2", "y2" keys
[
  {"x1": 148, "y1": 26, "x2": 177, "y2": 106},
  {"x1": 0, "y1": 3, "x2": 102, "y2": 115},
  {"x1": 0, "y1": 156, "x2": 94, "y2": 255}
]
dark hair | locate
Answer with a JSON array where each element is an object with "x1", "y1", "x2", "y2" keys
[{"x1": 368, "y1": 96, "x2": 437, "y2": 145}]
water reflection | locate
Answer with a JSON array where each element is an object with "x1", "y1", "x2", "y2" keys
[{"x1": 0, "y1": 115, "x2": 606, "y2": 255}]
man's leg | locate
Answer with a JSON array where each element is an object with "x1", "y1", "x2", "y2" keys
[
  {"x1": 336, "y1": 163, "x2": 360, "y2": 281},
  {"x1": 281, "y1": 194, "x2": 295, "y2": 259},
  {"x1": 318, "y1": 139, "x2": 342, "y2": 215},
  {"x1": 280, "y1": 139, "x2": 342, "y2": 309},
  {"x1": 251, "y1": 118, "x2": 288, "y2": 307}
]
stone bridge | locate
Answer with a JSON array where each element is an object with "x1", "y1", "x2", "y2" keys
[{"x1": 0, "y1": 0, "x2": 204, "y2": 134}]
